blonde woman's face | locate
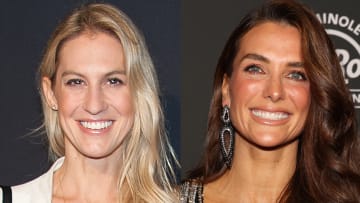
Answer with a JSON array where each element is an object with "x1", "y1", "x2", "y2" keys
[
  {"x1": 43, "y1": 32, "x2": 134, "y2": 159},
  {"x1": 222, "y1": 22, "x2": 310, "y2": 149}
]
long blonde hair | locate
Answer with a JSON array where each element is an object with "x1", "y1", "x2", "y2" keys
[{"x1": 38, "y1": 3, "x2": 178, "y2": 202}]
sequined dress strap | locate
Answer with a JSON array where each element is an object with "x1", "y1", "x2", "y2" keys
[{"x1": 180, "y1": 178, "x2": 204, "y2": 203}]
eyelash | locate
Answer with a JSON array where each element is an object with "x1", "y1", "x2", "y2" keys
[
  {"x1": 107, "y1": 77, "x2": 124, "y2": 85},
  {"x1": 65, "y1": 77, "x2": 124, "y2": 87},
  {"x1": 65, "y1": 79, "x2": 84, "y2": 86},
  {"x1": 244, "y1": 64, "x2": 264, "y2": 74},
  {"x1": 287, "y1": 71, "x2": 307, "y2": 81},
  {"x1": 243, "y1": 64, "x2": 307, "y2": 81}
]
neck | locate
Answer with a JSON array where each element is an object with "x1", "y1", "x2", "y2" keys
[
  {"x1": 52, "y1": 148, "x2": 123, "y2": 202},
  {"x1": 205, "y1": 136, "x2": 298, "y2": 203}
]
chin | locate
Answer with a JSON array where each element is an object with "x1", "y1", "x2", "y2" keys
[
  {"x1": 79, "y1": 147, "x2": 114, "y2": 159},
  {"x1": 250, "y1": 136, "x2": 299, "y2": 151}
]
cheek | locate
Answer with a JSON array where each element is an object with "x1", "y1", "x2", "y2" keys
[
  {"x1": 287, "y1": 85, "x2": 311, "y2": 114},
  {"x1": 108, "y1": 90, "x2": 134, "y2": 115},
  {"x1": 55, "y1": 89, "x2": 82, "y2": 115},
  {"x1": 229, "y1": 78, "x2": 262, "y2": 105}
]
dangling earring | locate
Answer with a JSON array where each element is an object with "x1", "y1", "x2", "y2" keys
[{"x1": 219, "y1": 105, "x2": 234, "y2": 169}]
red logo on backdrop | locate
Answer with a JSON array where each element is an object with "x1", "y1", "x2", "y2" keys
[{"x1": 317, "y1": 13, "x2": 360, "y2": 108}]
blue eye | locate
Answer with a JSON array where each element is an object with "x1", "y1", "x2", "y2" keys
[
  {"x1": 288, "y1": 71, "x2": 307, "y2": 81},
  {"x1": 107, "y1": 78, "x2": 124, "y2": 85},
  {"x1": 65, "y1": 79, "x2": 84, "y2": 86},
  {"x1": 244, "y1": 64, "x2": 264, "y2": 74}
]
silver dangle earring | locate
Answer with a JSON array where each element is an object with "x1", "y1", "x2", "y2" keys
[{"x1": 219, "y1": 105, "x2": 234, "y2": 169}]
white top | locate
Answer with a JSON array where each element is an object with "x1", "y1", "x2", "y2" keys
[{"x1": 0, "y1": 157, "x2": 64, "y2": 203}]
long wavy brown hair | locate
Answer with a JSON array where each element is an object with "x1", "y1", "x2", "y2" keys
[{"x1": 188, "y1": 0, "x2": 360, "y2": 202}]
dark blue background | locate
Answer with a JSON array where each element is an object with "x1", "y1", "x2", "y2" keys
[{"x1": 0, "y1": 0, "x2": 180, "y2": 185}]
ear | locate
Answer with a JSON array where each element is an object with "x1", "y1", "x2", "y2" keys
[
  {"x1": 221, "y1": 74, "x2": 231, "y2": 107},
  {"x1": 42, "y1": 77, "x2": 58, "y2": 110}
]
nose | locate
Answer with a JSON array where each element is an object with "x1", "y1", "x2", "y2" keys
[
  {"x1": 263, "y1": 75, "x2": 285, "y2": 102},
  {"x1": 83, "y1": 86, "x2": 108, "y2": 115}
]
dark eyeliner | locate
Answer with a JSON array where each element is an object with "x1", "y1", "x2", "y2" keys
[
  {"x1": 65, "y1": 78, "x2": 83, "y2": 86},
  {"x1": 289, "y1": 71, "x2": 307, "y2": 81},
  {"x1": 244, "y1": 64, "x2": 263, "y2": 73},
  {"x1": 108, "y1": 77, "x2": 124, "y2": 85}
]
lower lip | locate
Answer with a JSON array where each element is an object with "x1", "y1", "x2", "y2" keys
[
  {"x1": 78, "y1": 122, "x2": 113, "y2": 135},
  {"x1": 250, "y1": 109, "x2": 290, "y2": 125}
]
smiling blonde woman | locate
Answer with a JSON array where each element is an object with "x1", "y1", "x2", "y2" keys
[{"x1": 0, "y1": 3, "x2": 177, "y2": 203}]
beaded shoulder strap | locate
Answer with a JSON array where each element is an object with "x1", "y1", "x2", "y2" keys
[{"x1": 180, "y1": 178, "x2": 203, "y2": 203}]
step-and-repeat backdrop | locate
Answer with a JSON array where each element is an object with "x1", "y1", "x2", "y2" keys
[{"x1": 317, "y1": 11, "x2": 360, "y2": 110}]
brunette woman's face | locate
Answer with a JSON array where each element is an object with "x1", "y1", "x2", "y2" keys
[
  {"x1": 42, "y1": 32, "x2": 134, "y2": 159},
  {"x1": 222, "y1": 22, "x2": 310, "y2": 149}
]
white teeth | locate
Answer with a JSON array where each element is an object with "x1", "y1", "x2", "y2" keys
[
  {"x1": 252, "y1": 109, "x2": 289, "y2": 120},
  {"x1": 80, "y1": 121, "x2": 113, "y2": 130}
]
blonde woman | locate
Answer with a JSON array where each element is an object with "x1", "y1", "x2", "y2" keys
[{"x1": 0, "y1": 3, "x2": 177, "y2": 203}]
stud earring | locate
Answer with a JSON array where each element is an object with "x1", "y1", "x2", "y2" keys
[
  {"x1": 51, "y1": 105, "x2": 58, "y2": 111},
  {"x1": 219, "y1": 105, "x2": 234, "y2": 169}
]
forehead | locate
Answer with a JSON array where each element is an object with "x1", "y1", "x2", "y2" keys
[
  {"x1": 56, "y1": 31, "x2": 125, "y2": 72},
  {"x1": 242, "y1": 21, "x2": 300, "y2": 45},
  {"x1": 59, "y1": 31, "x2": 122, "y2": 53},
  {"x1": 236, "y1": 22, "x2": 302, "y2": 59}
]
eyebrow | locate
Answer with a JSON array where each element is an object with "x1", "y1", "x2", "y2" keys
[
  {"x1": 104, "y1": 70, "x2": 126, "y2": 77},
  {"x1": 61, "y1": 70, "x2": 126, "y2": 78},
  {"x1": 240, "y1": 53, "x2": 304, "y2": 68}
]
